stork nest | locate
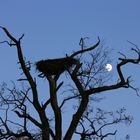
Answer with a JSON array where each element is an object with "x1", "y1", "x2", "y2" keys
[{"x1": 36, "y1": 57, "x2": 78, "y2": 77}]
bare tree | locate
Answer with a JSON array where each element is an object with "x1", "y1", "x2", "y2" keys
[{"x1": 0, "y1": 27, "x2": 139, "y2": 140}]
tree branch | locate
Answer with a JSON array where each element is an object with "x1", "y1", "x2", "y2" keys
[
  {"x1": 14, "y1": 110, "x2": 42, "y2": 128},
  {"x1": 70, "y1": 37, "x2": 100, "y2": 58},
  {"x1": 47, "y1": 76, "x2": 62, "y2": 140},
  {"x1": 0, "y1": 27, "x2": 50, "y2": 139},
  {"x1": 86, "y1": 48, "x2": 140, "y2": 95},
  {"x1": 64, "y1": 67, "x2": 89, "y2": 140},
  {"x1": 60, "y1": 94, "x2": 80, "y2": 109}
]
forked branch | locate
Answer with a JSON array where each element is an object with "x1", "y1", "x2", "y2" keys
[
  {"x1": 86, "y1": 47, "x2": 140, "y2": 95},
  {"x1": 70, "y1": 37, "x2": 100, "y2": 58}
]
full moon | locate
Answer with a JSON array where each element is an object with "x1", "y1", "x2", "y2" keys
[{"x1": 105, "y1": 64, "x2": 112, "y2": 71}]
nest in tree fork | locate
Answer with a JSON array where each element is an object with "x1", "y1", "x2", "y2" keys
[{"x1": 36, "y1": 57, "x2": 78, "y2": 77}]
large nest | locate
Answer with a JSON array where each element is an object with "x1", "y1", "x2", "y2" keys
[{"x1": 36, "y1": 57, "x2": 78, "y2": 77}]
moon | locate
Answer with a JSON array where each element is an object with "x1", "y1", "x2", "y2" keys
[{"x1": 105, "y1": 64, "x2": 112, "y2": 71}]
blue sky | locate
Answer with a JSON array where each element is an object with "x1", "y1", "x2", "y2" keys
[{"x1": 0, "y1": 0, "x2": 140, "y2": 139}]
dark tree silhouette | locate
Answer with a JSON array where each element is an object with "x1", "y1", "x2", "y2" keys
[
  {"x1": 0, "y1": 27, "x2": 139, "y2": 140},
  {"x1": 36, "y1": 57, "x2": 78, "y2": 78}
]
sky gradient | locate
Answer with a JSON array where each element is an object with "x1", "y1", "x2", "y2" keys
[{"x1": 0, "y1": 0, "x2": 140, "y2": 139}]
